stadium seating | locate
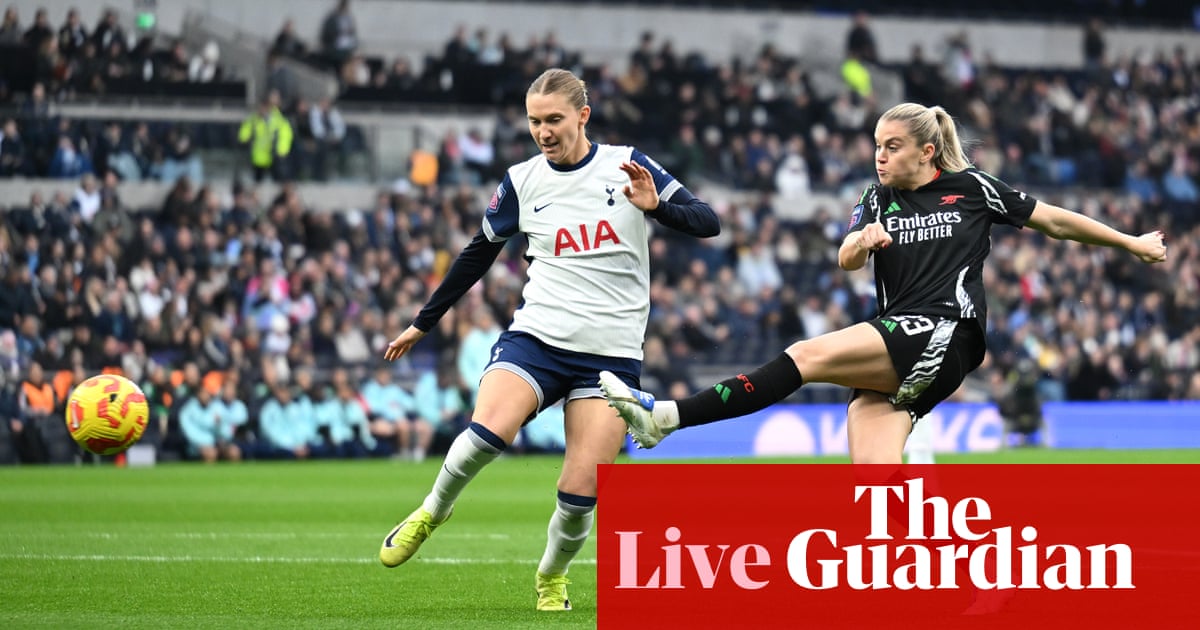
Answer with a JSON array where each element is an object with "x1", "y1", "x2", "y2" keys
[{"x1": 1, "y1": 2, "x2": 1196, "y2": 463}]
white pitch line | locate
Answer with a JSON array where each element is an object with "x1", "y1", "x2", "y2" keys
[
  {"x1": 0, "y1": 553, "x2": 595, "y2": 566},
  {"x1": 6, "y1": 531, "x2": 514, "y2": 541}
]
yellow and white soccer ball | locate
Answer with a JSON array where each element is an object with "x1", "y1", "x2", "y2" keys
[{"x1": 65, "y1": 375, "x2": 150, "y2": 456}]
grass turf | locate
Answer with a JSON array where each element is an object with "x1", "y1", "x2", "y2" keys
[{"x1": 1, "y1": 449, "x2": 1197, "y2": 629}]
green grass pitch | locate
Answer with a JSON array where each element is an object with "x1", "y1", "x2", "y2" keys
[{"x1": 2, "y1": 449, "x2": 1197, "y2": 629}]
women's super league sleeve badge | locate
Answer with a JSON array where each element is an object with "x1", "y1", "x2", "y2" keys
[
  {"x1": 487, "y1": 182, "x2": 506, "y2": 215},
  {"x1": 848, "y1": 204, "x2": 864, "y2": 229}
]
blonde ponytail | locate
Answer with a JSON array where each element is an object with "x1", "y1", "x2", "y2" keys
[{"x1": 879, "y1": 103, "x2": 972, "y2": 172}]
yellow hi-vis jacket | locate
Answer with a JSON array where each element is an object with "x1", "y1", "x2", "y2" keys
[{"x1": 238, "y1": 107, "x2": 294, "y2": 168}]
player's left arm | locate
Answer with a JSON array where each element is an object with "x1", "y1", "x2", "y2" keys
[
  {"x1": 1026, "y1": 201, "x2": 1166, "y2": 264},
  {"x1": 624, "y1": 149, "x2": 720, "y2": 237}
]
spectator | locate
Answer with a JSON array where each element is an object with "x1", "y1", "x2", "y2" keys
[
  {"x1": 994, "y1": 357, "x2": 1044, "y2": 447},
  {"x1": 216, "y1": 378, "x2": 249, "y2": 443},
  {"x1": 138, "y1": 362, "x2": 172, "y2": 454},
  {"x1": 2, "y1": 18, "x2": 1200, "y2": 471},
  {"x1": 456, "y1": 307, "x2": 501, "y2": 406},
  {"x1": 288, "y1": 98, "x2": 316, "y2": 180},
  {"x1": 774, "y1": 136, "x2": 812, "y2": 199},
  {"x1": 0, "y1": 7, "x2": 20, "y2": 45},
  {"x1": 153, "y1": 39, "x2": 191, "y2": 83},
  {"x1": 319, "y1": 369, "x2": 377, "y2": 458},
  {"x1": 0, "y1": 373, "x2": 19, "y2": 464},
  {"x1": 20, "y1": 81, "x2": 55, "y2": 131},
  {"x1": 0, "y1": 260, "x2": 37, "y2": 331},
  {"x1": 407, "y1": 145, "x2": 438, "y2": 187},
  {"x1": 160, "y1": 128, "x2": 203, "y2": 184},
  {"x1": 411, "y1": 365, "x2": 467, "y2": 457},
  {"x1": 475, "y1": 28, "x2": 503, "y2": 66},
  {"x1": 265, "y1": 53, "x2": 299, "y2": 108},
  {"x1": 179, "y1": 384, "x2": 242, "y2": 462},
  {"x1": 334, "y1": 315, "x2": 370, "y2": 364},
  {"x1": 71, "y1": 40, "x2": 105, "y2": 93},
  {"x1": 458, "y1": 127, "x2": 494, "y2": 185},
  {"x1": 1161, "y1": 150, "x2": 1198, "y2": 216},
  {"x1": 188, "y1": 41, "x2": 221, "y2": 83},
  {"x1": 72, "y1": 172, "x2": 101, "y2": 223},
  {"x1": 309, "y1": 97, "x2": 346, "y2": 181},
  {"x1": 736, "y1": 237, "x2": 783, "y2": 296},
  {"x1": 120, "y1": 338, "x2": 150, "y2": 384},
  {"x1": 127, "y1": 122, "x2": 158, "y2": 178},
  {"x1": 361, "y1": 364, "x2": 415, "y2": 456},
  {"x1": 256, "y1": 382, "x2": 313, "y2": 459},
  {"x1": 238, "y1": 92, "x2": 293, "y2": 183},
  {"x1": 15, "y1": 313, "x2": 43, "y2": 362},
  {"x1": 667, "y1": 124, "x2": 706, "y2": 184},
  {"x1": 91, "y1": 10, "x2": 125, "y2": 55},
  {"x1": 0, "y1": 117, "x2": 29, "y2": 176},
  {"x1": 845, "y1": 10, "x2": 878, "y2": 65},
  {"x1": 339, "y1": 53, "x2": 370, "y2": 88},
  {"x1": 442, "y1": 24, "x2": 472, "y2": 69},
  {"x1": 57, "y1": 8, "x2": 88, "y2": 59},
  {"x1": 17, "y1": 361, "x2": 64, "y2": 463},
  {"x1": 48, "y1": 135, "x2": 93, "y2": 179},
  {"x1": 320, "y1": 0, "x2": 358, "y2": 71},
  {"x1": 243, "y1": 256, "x2": 289, "y2": 332},
  {"x1": 380, "y1": 57, "x2": 418, "y2": 94},
  {"x1": 942, "y1": 31, "x2": 976, "y2": 94},
  {"x1": 902, "y1": 44, "x2": 940, "y2": 105},
  {"x1": 270, "y1": 19, "x2": 307, "y2": 61},
  {"x1": 101, "y1": 39, "x2": 129, "y2": 82},
  {"x1": 1083, "y1": 18, "x2": 1106, "y2": 74},
  {"x1": 0, "y1": 330, "x2": 20, "y2": 381},
  {"x1": 22, "y1": 8, "x2": 52, "y2": 50}
]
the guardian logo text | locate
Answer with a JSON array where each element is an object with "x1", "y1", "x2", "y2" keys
[{"x1": 614, "y1": 477, "x2": 1133, "y2": 592}]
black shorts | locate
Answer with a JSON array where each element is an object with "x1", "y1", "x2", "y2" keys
[{"x1": 856, "y1": 315, "x2": 986, "y2": 420}]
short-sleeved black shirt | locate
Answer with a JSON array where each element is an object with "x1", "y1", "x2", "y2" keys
[{"x1": 846, "y1": 168, "x2": 1038, "y2": 333}]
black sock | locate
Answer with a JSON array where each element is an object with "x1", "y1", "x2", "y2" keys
[{"x1": 676, "y1": 353, "x2": 803, "y2": 428}]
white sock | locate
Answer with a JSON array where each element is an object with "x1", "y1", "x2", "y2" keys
[
  {"x1": 906, "y1": 449, "x2": 936, "y2": 465},
  {"x1": 537, "y1": 494, "x2": 596, "y2": 576},
  {"x1": 655, "y1": 400, "x2": 681, "y2": 432},
  {"x1": 421, "y1": 426, "x2": 503, "y2": 522},
  {"x1": 905, "y1": 415, "x2": 936, "y2": 465}
]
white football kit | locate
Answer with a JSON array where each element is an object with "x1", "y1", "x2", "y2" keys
[{"x1": 484, "y1": 144, "x2": 682, "y2": 360}]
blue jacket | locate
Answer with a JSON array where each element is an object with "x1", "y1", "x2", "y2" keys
[{"x1": 258, "y1": 397, "x2": 316, "y2": 450}]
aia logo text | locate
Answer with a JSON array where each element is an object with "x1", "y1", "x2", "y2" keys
[{"x1": 555, "y1": 220, "x2": 621, "y2": 256}]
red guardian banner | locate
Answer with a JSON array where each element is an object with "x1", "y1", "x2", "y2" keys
[{"x1": 597, "y1": 464, "x2": 1200, "y2": 629}]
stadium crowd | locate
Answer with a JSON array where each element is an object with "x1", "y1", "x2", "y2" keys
[{"x1": 1, "y1": 5, "x2": 1198, "y2": 464}]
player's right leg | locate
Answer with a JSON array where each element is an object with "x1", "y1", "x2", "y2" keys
[{"x1": 379, "y1": 369, "x2": 535, "y2": 567}]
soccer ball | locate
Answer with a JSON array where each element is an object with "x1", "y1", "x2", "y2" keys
[{"x1": 65, "y1": 375, "x2": 150, "y2": 456}]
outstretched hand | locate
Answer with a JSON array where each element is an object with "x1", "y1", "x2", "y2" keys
[
  {"x1": 383, "y1": 325, "x2": 427, "y2": 362},
  {"x1": 620, "y1": 161, "x2": 659, "y2": 212},
  {"x1": 1131, "y1": 231, "x2": 1167, "y2": 264}
]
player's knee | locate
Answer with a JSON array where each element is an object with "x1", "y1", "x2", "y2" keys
[
  {"x1": 467, "y1": 413, "x2": 523, "y2": 445},
  {"x1": 556, "y1": 469, "x2": 600, "y2": 498},
  {"x1": 783, "y1": 341, "x2": 817, "y2": 379}
]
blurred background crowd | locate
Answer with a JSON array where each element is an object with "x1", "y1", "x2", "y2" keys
[{"x1": 1, "y1": 0, "x2": 1197, "y2": 464}]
